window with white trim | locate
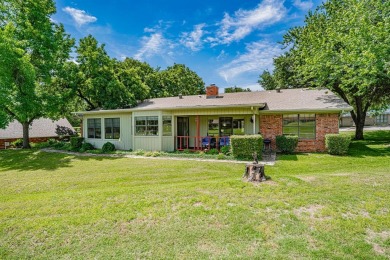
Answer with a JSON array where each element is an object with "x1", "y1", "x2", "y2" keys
[
  {"x1": 105, "y1": 118, "x2": 120, "y2": 139},
  {"x1": 163, "y1": 116, "x2": 172, "y2": 136},
  {"x1": 135, "y1": 116, "x2": 159, "y2": 136},
  {"x1": 87, "y1": 118, "x2": 101, "y2": 139}
]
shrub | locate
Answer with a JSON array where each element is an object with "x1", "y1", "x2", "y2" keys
[
  {"x1": 144, "y1": 151, "x2": 161, "y2": 157},
  {"x1": 102, "y1": 142, "x2": 116, "y2": 153},
  {"x1": 325, "y1": 134, "x2": 351, "y2": 155},
  {"x1": 79, "y1": 142, "x2": 94, "y2": 153},
  {"x1": 134, "y1": 149, "x2": 145, "y2": 155},
  {"x1": 276, "y1": 135, "x2": 298, "y2": 154},
  {"x1": 47, "y1": 138, "x2": 57, "y2": 145},
  {"x1": 217, "y1": 153, "x2": 225, "y2": 160},
  {"x1": 220, "y1": 145, "x2": 231, "y2": 155},
  {"x1": 53, "y1": 141, "x2": 66, "y2": 149},
  {"x1": 55, "y1": 125, "x2": 76, "y2": 137},
  {"x1": 205, "y1": 148, "x2": 219, "y2": 155},
  {"x1": 11, "y1": 139, "x2": 23, "y2": 148},
  {"x1": 230, "y1": 135, "x2": 263, "y2": 159},
  {"x1": 70, "y1": 137, "x2": 84, "y2": 150}
]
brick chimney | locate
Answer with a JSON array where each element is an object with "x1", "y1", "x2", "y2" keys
[{"x1": 206, "y1": 84, "x2": 219, "y2": 98}]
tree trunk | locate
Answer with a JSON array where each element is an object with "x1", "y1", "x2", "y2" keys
[
  {"x1": 350, "y1": 97, "x2": 367, "y2": 140},
  {"x1": 22, "y1": 122, "x2": 31, "y2": 149}
]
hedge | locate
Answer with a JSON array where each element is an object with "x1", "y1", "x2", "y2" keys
[
  {"x1": 276, "y1": 135, "x2": 298, "y2": 154},
  {"x1": 70, "y1": 137, "x2": 84, "y2": 149},
  {"x1": 325, "y1": 134, "x2": 351, "y2": 155},
  {"x1": 230, "y1": 135, "x2": 263, "y2": 159}
]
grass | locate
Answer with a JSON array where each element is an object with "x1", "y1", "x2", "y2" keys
[{"x1": 0, "y1": 131, "x2": 389, "y2": 259}]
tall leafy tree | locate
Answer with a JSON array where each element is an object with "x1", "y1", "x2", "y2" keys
[
  {"x1": 262, "y1": 0, "x2": 390, "y2": 139},
  {"x1": 153, "y1": 64, "x2": 205, "y2": 98},
  {"x1": 0, "y1": 0, "x2": 74, "y2": 148}
]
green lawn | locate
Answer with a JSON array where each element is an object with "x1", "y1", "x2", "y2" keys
[{"x1": 0, "y1": 131, "x2": 389, "y2": 259}]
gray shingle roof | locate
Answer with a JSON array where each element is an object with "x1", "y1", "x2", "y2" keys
[
  {"x1": 133, "y1": 88, "x2": 351, "y2": 111},
  {"x1": 77, "y1": 88, "x2": 352, "y2": 114},
  {"x1": 0, "y1": 118, "x2": 75, "y2": 139}
]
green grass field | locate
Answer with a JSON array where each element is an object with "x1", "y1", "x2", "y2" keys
[{"x1": 1, "y1": 131, "x2": 389, "y2": 259}]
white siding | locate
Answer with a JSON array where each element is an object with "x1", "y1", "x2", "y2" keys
[{"x1": 83, "y1": 113, "x2": 132, "y2": 150}]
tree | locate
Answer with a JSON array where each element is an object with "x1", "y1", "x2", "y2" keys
[
  {"x1": 0, "y1": 0, "x2": 74, "y2": 148},
  {"x1": 224, "y1": 86, "x2": 251, "y2": 93},
  {"x1": 152, "y1": 64, "x2": 205, "y2": 98},
  {"x1": 258, "y1": 70, "x2": 277, "y2": 90},
  {"x1": 265, "y1": 0, "x2": 390, "y2": 139}
]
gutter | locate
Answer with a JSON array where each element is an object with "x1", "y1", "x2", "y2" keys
[{"x1": 73, "y1": 103, "x2": 267, "y2": 115}]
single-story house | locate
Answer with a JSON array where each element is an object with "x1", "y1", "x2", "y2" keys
[
  {"x1": 76, "y1": 85, "x2": 352, "y2": 152},
  {"x1": 340, "y1": 109, "x2": 390, "y2": 127},
  {"x1": 0, "y1": 118, "x2": 75, "y2": 149}
]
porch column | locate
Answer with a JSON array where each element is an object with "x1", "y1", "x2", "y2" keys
[
  {"x1": 196, "y1": 115, "x2": 200, "y2": 149},
  {"x1": 253, "y1": 115, "x2": 256, "y2": 134}
]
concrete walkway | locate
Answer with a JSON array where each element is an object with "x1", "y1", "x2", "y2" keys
[{"x1": 41, "y1": 148, "x2": 276, "y2": 165}]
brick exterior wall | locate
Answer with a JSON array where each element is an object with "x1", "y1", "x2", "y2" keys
[
  {"x1": 259, "y1": 113, "x2": 340, "y2": 152},
  {"x1": 0, "y1": 137, "x2": 57, "y2": 149}
]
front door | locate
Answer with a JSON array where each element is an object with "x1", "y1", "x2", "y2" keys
[{"x1": 177, "y1": 117, "x2": 189, "y2": 149}]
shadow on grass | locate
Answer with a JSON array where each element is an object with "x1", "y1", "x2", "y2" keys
[
  {"x1": 276, "y1": 153, "x2": 310, "y2": 161},
  {"x1": 0, "y1": 149, "x2": 122, "y2": 172},
  {"x1": 348, "y1": 130, "x2": 390, "y2": 158}
]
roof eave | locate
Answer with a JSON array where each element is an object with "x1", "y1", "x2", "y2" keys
[{"x1": 74, "y1": 103, "x2": 267, "y2": 115}]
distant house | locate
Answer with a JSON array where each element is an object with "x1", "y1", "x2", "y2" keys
[
  {"x1": 0, "y1": 118, "x2": 75, "y2": 149},
  {"x1": 75, "y1": 85, "x2": 352, "y2": 153},
  {"x1": 340, "y1": 109, "x2": 390, "y2": 127}
]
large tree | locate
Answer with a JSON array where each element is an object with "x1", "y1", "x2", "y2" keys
[
  {"x1": 152, "y1": 64, "x2": 205, "y2": 98},
  {"x1": 0, "y1": 0, "x2": 74, "y2": 148},
  {"x1": 261, "y1": 0, "x2": 390, "y2": 139}
]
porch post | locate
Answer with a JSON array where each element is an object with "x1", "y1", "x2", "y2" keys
[
  {"x1": 196, "y1": 115, "x2": 200, "y2": 149},
  {"x1": 253, "y1": 115, "x2": 256, "y2": 134}
]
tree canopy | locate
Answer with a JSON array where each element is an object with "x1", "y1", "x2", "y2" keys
[
  {"x1": 0, "y1": 0, "x2": 74, "y2": 148},
  {"x1": 259, "y1": 0, "x2": 390, "y2": 139},
  {"x1": 224, "y1": 86, "x2": 251, "y2": 93}
]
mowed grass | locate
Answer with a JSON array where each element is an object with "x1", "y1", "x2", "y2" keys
[{"x1": 0, "y1": 131, "x2": 389, "y2": 259}]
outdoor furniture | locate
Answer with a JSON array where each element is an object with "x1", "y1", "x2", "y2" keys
[
  {"x1": 201, "y1": 136, "x2": 216, "y2": 148},
  {"x1": 263, "y1": 138, "x2": 271, "y2": 151},
  {"x1": 219, "y1": 136, "x2": 230, "y2": 146}
]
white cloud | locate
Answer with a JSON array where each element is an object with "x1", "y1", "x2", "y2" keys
[
  {"x1": 180, "y1": 23, "x2": 206, "y2": 51},
  {"x1": 218, "y1": 41, "x2": 284, "y2": 82},
  {"x1": 293, "y1": 0, "x2": 314, "y2": 11},
  {"x1": 63, "y1": 7, "x2": 97, "y2": 26},
  {"x1": 211, "y1": 0, "x2": 286, "y2": 45},
  {"x1": 134, "y1": 32, "x2": 176, "y2": 61}
]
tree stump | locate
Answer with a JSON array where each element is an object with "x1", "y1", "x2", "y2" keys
[{"x1": 243, "y1": 163, "x2": 266, "y2": 182}]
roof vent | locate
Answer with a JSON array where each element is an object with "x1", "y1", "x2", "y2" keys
[
  {"x1": 179, "y1": 94, "x2": 183, "y2": 99},
  {"x1": 276, "y1": 87, "x2": 281, "y2": 93}
]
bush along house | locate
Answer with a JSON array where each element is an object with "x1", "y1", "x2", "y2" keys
[{"x1": 75, "y1": 85, "x2": 352, "y2": 152}]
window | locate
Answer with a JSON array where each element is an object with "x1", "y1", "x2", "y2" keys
[
  {"x1": 283, "y1": 114, "x2": 316, "y2": 139},
  {"x1": 105, "y1": 118, "x2": 120, "y2": 139},
  {"x1": 87, "y1": 118, "x2": 101, "y2": 139},
  {"x1": 376, "y1": 114, "x2": 388, "y2": 125},
  {"x1": 208, "y1": 118, "x2": 219, "y2": 136},
  {"x1": 219, "y1": 117, "x2": 233, "y2": 135},
  {"x1": 135, "y1": 116, "x2": 159, "y2": 136},
  {"x1": 163, "y1": 116, "x2": 172, "y2": 136},
  {"x1": 233, "y1": 119, "x2": 245, "y2": 135}
]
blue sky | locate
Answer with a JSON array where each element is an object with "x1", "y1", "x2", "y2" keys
[{"x1": 53, "y1": 0, "x2": 321, "y2": 91}]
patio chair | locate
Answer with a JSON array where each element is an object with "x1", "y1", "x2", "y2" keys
[
  {"x1": 219, "y1": 136, "x2": 230, "y2": 146},
  {"x1": 202, "y1": 136, "x2": 216, "y2": 148}
]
